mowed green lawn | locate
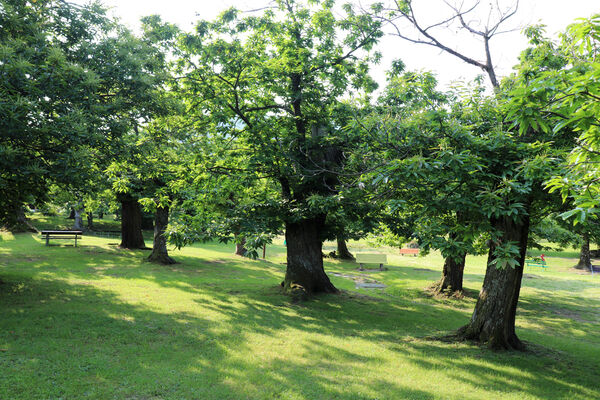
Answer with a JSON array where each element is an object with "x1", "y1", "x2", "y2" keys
[{"x1": 1, "y1": 216, "x2": 599, "y2": 399}]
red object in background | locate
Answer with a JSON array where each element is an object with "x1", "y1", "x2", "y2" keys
[{"x1": 540, "y1": 254, "x2": 546, "y2": 262}]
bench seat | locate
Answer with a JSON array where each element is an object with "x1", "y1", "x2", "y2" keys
[
  {"x1": 399, "y1": 248, "x2": 419, "y2": 256},
  {"x1": 41, "y1": 230, "x2": 83, "y2": 247},
  {"x1": 356, "y1": 253, "x2": 387, "y2": 270},
  {"x1": 525, "y1": 259, "x2": 547, "y2": 269}
]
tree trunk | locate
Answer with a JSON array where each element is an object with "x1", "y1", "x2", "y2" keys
[
  {"x1": 86, "y1": 212, "x2": 93, "y2": 231},
  {"x1": 283, "y1": 216, "x2": 338, "y2": 295},
  {"x1": 575, "y1": 234, "x2": 592, "y2": 270},
  {"x1": 6, "y1": 205, "x2": 38, "y2": 233},
  {"x1": 147, "y1": 206, "x2": 175, "y2": 264},
  {"x1": 433, "y1": 252, "x2": 466, "y2": 295},
  {"x1": 336, "y1": 236, "x2": 354, "y2": 260},
  {"x1": 458, "y1": 214, "x2": 530, "y2": 350},
  {"x1": 67, "y1": 207, "x2": 75, "y2": 219},
  {"x1": 98, "y1": 211, "x2": 104, "y2": 219},
  {"x1": 120, "y1": 197, "x2": 146, "y2": 249},
  {"x1": 73, "y1": 208, "x2": 84, "y2": 230},
  {"x1": 234, "y1": 236, "x2": 247, "y2": 256}
]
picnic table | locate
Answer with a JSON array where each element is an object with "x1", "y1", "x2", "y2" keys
[{"x1": 41, "y1": 230, "x2": 83, "y2": 247}]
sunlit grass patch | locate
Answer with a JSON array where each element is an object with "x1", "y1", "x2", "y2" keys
[{"x1": 1, "y1": 230, "x2": 599, "y2": 399}]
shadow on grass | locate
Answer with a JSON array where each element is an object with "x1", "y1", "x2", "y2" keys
[
  {"x1": 0, "y1": 275, "x2": 444, "y2": 399},
  {"x1": 2, "y1": 233, "x2": 600, "y2": 398},
  {"x1": 1, "y1": 275, "x2": 597, "y2": 400}
]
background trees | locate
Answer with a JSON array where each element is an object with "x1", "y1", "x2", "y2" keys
[{"x1": 0, "y1": 0, "x2": 171, "y2": 232}]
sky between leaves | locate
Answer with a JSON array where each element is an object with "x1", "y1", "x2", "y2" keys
[{"x1": 74, "y1": 0, "x2": 598, "y2": 90}]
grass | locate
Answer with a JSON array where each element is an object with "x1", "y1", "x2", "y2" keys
[{"x1": 0, "y1": 214, "x2": 599, "y2": 399}]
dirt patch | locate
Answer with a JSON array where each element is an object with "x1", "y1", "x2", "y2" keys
[
  {"x1": 424, "y1": 285, "x2": 479, "y2": 300},
  {"x1": 89, "y1": 266, "x2": 110, "y2": 272},
  {"x1": 331, "y1": 272, "x2": 383, "y2": 285},
  {"x1": 551, "y1": 307, "x2": 598, "y2": 324},
  {"x1": 523, "y1": 274, "x2": 542, "y2": 279},
  {"x1": 569, "y1": 266, "x2": 600, "y2": 274},
  {"x1": 203, "y1": 259, "x2": 227, "y2": 265},
  {"x1": 356, "y1": 266, "x2": 389, "y2": 272},
  {"x1": 83, "y1": 248, "x2": 119, "y2": 255},
  {"x1": 4, "y1": 256, "x2": 45, "y2": 264},
  {"x1": 338, "y1": 289, "x2": 383, "y2": 302}
]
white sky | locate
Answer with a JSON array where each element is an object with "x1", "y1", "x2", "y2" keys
[{"x1": 80, "y1": 0, "x2": 598, "y2": 89}]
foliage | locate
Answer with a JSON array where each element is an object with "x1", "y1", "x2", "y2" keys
[
  {"x1": 0, "y1": 0, "x2": 171, "y2": 228},
  {"x1": 172, "y1": 0, "x2": 384, "y2": 257},
  {"x1": 508, "y1": 15, "x2": 600, "y2": 222}
]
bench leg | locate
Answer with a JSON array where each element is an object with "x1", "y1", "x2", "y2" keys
[
  {"x1": 359, "y1": 263, "x2": 364, "y2": 271},
  {"x1": 75, "y1": 235, "x2": 78, "y2": 247},
  {"x1": 46, "y1": 236, "x2": 49, "y2": 246},
  {"x1": 379, "y1": 263, "x2": 383, "y2": 270}
]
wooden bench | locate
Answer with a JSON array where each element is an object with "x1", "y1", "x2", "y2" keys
[
  {"x1": 525, "y1": 258, "x2": 547, "y2": 269},
  {"x1": 41, "y1": 230, "x2": 83, "y2": 247},
  {"x1": 356, "y1": 253, "x2": 387, "y2": 270},
  {"x1": 399, "y1": 248, "x2": 419, "y2": 256}
]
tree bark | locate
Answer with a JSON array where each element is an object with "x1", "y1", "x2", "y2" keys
[
  {"x1": 575, "y1": 233, "x2": 592, "y2": 270},
  {"x1": 5, "y1": 205, "x2": 38, "y2": 233},
  {"x1": 458, "y1": 214, "x2": 530, "y2": 350},
  {"x1": 336, "y1": 236, "x2": 354, "y2": 260},
  {"x1": 73, "y1": 208, "x2": 84, "y2": 231},
  {"x1": 147, "y1": 206, "x2": 175, "y2": 264},
  {"x1": 120, "y1": 197, "x2": 146, "y2": 249},
  {"x1": 234, "y1": 236, "x2": 247, "y2": 256},
  {"x1": 433, "y1": 252, "x2": 466, "y2": 295},
  {"x1": 283, "y1": 216, "x2": 338, "y2": 295},
  {"x1": 67, "y1": 207, "x2": 75, "y2": 219},
  {"x1": 86, "y1": 211, "x2": 93, "y2": 231}
]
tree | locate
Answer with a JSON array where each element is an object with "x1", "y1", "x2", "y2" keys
[
  {"x1": 175, "y1": 0, "x2": 383, "y2": 295},
  {"x1": 0, "y1": 1, "x2": 171, "y2": 233},
  {"x1": 370, "y1": 0, "x2": 521, "y2": 297},
  {"x1": 372, "y1": 69, "x2": 489, "y2": 296},
  {"x1": 511, "y1": 16, "x2": 600, "y2": 224},
  {"x1": 0, "y1": 0, "x2": 104, "y2": 230},
  {"x1": 364, "y1": 59, "x2": 568, "y2": 348},
  {"x1": 453, "y1": 24, "x2": 585, "y2": 349},
  {"x1": 376, "y1": 0, "x2": 520, "y2": 88}
]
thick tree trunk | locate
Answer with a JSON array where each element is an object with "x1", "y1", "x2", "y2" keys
[
  {"x1": 336, "y1": 236, "x2": 354, "y2": 260},
  {"x1": 283, "y1": 217, "x2": 337, "y2": 295},
  {"x1": 67, "y1": 207, "x2": 75, "y2": 219},
  {"x1": 234, "y1": 236, "x2": 247, "y2": 256},
  {"x1": 86, "y1": 212, "x2": 93, "y2": 231},
  {"x1": 73, "y1": 208, "x2": 84, "y2": 231},
  {"x1": 433, "y1": 252, "x2": 466, "y2": 295},
  {"x1": 6, "y1": 205, "x2": 38, "y2": 233},
  {"x1": 575, "y1": 234, "x2": 592, "y2": 270},
  {"x1": 120, "y1": 197, "x2": 146, "y2": 249},
  {"x1": 458, "y1": 214, "x2": 530, "y2": 350},
  {"x1": 147, "y1": 206, "x2": 175, "y2": 264}
]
